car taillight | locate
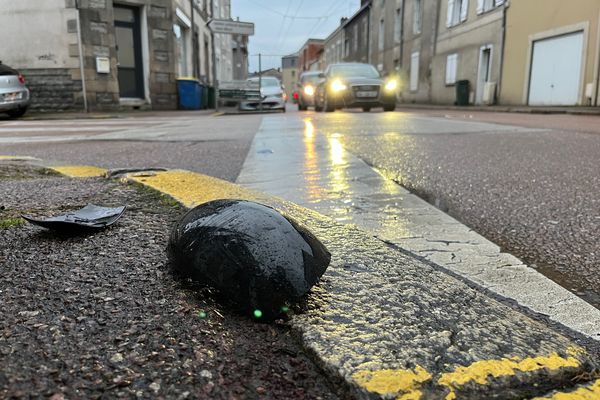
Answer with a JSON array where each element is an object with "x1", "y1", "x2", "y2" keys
[{"x1": 18, "y1": 74, "x2": 25, "y2": 84}]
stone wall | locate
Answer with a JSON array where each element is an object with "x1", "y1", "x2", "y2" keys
[{"x1": 20, "y1": 68, "x2": 83, "y2": 111}]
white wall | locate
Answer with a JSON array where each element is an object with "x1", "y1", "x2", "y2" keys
[{"x1": 0, "y1": 0, "x2": 79, "y2": 69}]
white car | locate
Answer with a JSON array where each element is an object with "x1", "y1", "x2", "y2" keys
[
  {"x1": 0, "y1": 63, "x2": 30, "y2": 118},
  {"x1": 239, "y1": 77, "x2": 285, "y2": 112}
]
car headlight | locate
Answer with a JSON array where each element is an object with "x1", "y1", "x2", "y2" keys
[
  {"x1": 303, "y1": 85, "x2": 315, "y2": 96},
  {"x1": 384, "y1": 79, "x2": 398, "y2": 92},
  {"x1": 331, "y1": 79, "x2": 347, "y2": 93}
]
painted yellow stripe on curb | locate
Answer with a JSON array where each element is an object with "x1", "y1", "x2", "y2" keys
[
  {"x1": 438, "y1": 351, "x2": 582, "y2": 400},
  {"x1": 0, "y1": 155, "x2": 41, "y2": 161},
  {"x1": 532, "y1": 379, "x2": 600, "y2": 399},
  {"x1": 51, "y1": 165, "x2": 107, "y2": 178},
  {"x1": 352, "y1": 366, "x2": 431, "y2": 400},
  {"x1": 127, "y1": 169, "x2": 267, "y2": 208}
]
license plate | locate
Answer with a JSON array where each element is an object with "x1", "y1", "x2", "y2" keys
[
  {"x1": 3, "y1": 92, "x2": 23, "y2": 102},
  {"x1": 356, "y1": 90, "x2": 377, "y2": 98}
]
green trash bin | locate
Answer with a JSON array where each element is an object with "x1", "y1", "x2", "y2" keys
[
  {"x1": 207, "y1": 87, "x2": 216, "y2": 109},
  {"x1": 455, "y1": 80, "x2": 470, "y2": 106}
]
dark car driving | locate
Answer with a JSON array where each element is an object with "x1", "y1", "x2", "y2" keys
[
  {"x1": 314, "y1": 63, "x2": 397, "y2": 112},
  {"x1": 297, "y1": 71, "x2": 322, "y2": 111}
]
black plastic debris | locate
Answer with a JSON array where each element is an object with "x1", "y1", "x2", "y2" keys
[
  {"x1": 22, "y1": 204, "x2": 126, "y2": 232},
  {"x1": 168, "y1": 199, "x2": 331, "y2": 321}
]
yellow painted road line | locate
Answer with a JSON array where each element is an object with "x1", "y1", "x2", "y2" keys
[
  {"x1": 352, "y1": 347, "x2": 587, "y2": 400},
  {"x1": 0, "y1": 155, "x2": 41, "y2": 161},
  {"x1": 352, "y1": 366, "x2": 432, "y2": 400},
  {"x1": 532, "y1": 379, "x2": 600, "y2": 399},
  {"x1": 127, "y1": 169, "x2": 268, "y2": 208},
  {"x1": 51, "y1": 165, "x2": 107, "y2": 178},
  {"x1": 438, "y1": 351, "x2": 581, "y2": 400}
]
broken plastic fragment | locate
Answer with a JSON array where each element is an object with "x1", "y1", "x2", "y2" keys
[
  {"x1": 167, "y1": 199, "x2": 331, "y2": 321},
  {"x1": 22, "y1": 204, "x2": 126, "y2": 232}
]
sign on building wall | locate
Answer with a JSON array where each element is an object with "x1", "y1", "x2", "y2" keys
[{"x1": 208, "y1": 19, "x2": 254, "y2": 36}]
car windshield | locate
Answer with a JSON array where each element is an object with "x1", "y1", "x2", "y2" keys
[
  {"x1": 249, "y1": 78, "x2": 280, "y2": 87},
  {"x1": 0, "y1": 64, "x2": 17, "y2": 76},
  {"x1": 301, "y1": 75, "x2": 321, "y2": 85},
  {"x1": 329, "y1": 64, "x2": 380, "y2": 79}
]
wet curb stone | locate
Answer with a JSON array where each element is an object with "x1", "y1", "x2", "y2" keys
[
  {"x1": 0, "y1": 163, "x2": 341, "y2": 399},
  {"x1": 126, "y1": 169, "x2": 600, "y2": 399}
]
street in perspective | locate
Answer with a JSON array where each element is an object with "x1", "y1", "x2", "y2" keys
[{"x1": 2, "y1": 0, "x2": 600, "y2": 399}]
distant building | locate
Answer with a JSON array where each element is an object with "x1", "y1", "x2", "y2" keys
[
  {"x1": 298, "y1": 39, "x2": 325, "y2": 73},
  {"x1": 342, "y1": 1, "x2": 371, "y2": 64},
  {"x1": 323, "y1": 21, "x2": 345, "y2": 69},
  {"x1": 0, "y1": 0, "x2": 235, "y2": 111},
  {"x1": 232, "y1": 33, "x2": 249, "y2": 80},
  {"x1": 250, "y1": 68, "x2": 282, "y2": 81},
  {"x1": 281, "y1": 54, "x2": 299, "y2": 100},
  {"x1": 501, "y1": 0, "x2": 600, "y2": 106},
  {"x1": 431, "y1": 0, "x2": 506, "y2": 105}
]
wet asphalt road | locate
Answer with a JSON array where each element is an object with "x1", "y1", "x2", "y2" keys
[
  {"x1": 303, "y1": 109, "x2": 600, "y2": 308},
  {"x1": 2, "y1": 108, "x2": 600, "y2": 309}
]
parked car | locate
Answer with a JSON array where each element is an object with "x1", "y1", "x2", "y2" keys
[
  {"x1": 239, "y1": 76, "x2": 286, "y2": 112},
  {"x1": 297, "y1": 71, "x2": 323, "y2": 111},
  {"x1": 314, "y1": 63, "x2": 397, "y2": 112},
  {"x1": 0, "y1": 62, "x2": 30, "y2": 118}
]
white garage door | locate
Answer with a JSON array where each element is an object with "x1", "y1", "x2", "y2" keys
[{"x1": 528, "y1": 31, "x2": 584, "y2": 106}]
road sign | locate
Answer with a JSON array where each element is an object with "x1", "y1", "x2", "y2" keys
[{"x1": 208, "y1": 19, "x2": 254, "y2": 36}]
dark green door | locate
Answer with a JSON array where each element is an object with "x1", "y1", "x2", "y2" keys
[{"x1": 114, "y1": 5, "x2": 144, "y2": 98}]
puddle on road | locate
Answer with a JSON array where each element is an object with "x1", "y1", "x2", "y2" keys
[{"x1": 533, "y1": 263, "x2": 600, "y2": 308}]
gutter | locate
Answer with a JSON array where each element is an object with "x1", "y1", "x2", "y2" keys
[{"x1": 75, "y1": 0, "x2": 89, "y2": 112}]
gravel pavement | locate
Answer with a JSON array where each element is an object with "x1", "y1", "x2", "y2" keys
[{"x1": 0, "y1": 163, "x2": 339, "y2": 399}]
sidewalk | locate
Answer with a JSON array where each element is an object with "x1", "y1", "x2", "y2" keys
[
  {"x1": 9, "y1": 108, "x2": 218, "y2": 121},
  {"x1": 397, "y1": 102, "x2": 600, "y2": 115},
  {"x1": 1, "y1": 157, "x2": 600, "y2": 399}
]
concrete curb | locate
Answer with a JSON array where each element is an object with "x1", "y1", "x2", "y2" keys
[
  {"x1": 118, "y1": 168, "x2": 599, "y2": 399},
  {"x1": 6, "y1": 158, "x2": 600, "y2": 399},
  {"x1": 396, "y1": 103, "x2": 600, "y2": 115}
]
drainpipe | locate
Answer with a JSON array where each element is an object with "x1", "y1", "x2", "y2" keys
[
  {"x1": 75, "y1": 0, "x2": 89, "y2": 112},
  {"x1": 497, "y1": 0, "x2": 509, "y2": 105},
  {"x1": 399, "y1": 0, "x2": 405, "y2": 67},
  {"x1": 594, "y1": 8, "x2": 600, "y2": 106},
  {"x1": 367, "y1": 2, "x2": 371, "y2": 63}
]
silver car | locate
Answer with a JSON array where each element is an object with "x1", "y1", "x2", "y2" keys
[
  {"x1": 239, "y1": 77, "x2": 285, "y2": 112},
  {"x1": 0, "y1": 63, "x2": 30, "y2": 118}
]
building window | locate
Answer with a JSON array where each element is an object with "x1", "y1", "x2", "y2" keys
[
  {"x1": 410, "y1": 51, "x2": 419, "y2": 91},
  {"x1": 353, "y1": 24, "x2": 358, "y2": 53},
  {"x1": 413, "y1": 0, "x2": 422, "y2": 34},
  {"x1": 447, "y1": 0, "x2": 468, "y2": 27},
  {"x1": 379, "y1": 19, "x2": 385, "y2": 51},
  {"x1": 344, "y1": 38, "x2": 350, "y2": 57},
  {"x1": 477, "y1": 0, "x2": 503, "y2": 14},
  {"x1": 363, "y1": 19, "x2": 368, "y2": 50},
  {"x1": 394, "y1": 8, "x2": 402, "y2": 44},
  {"x1": 445, "y1": 53, "x2": 458, "y2": 85}
]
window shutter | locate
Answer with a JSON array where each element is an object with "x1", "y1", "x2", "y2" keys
[
  {"x1": 410, "y1": 52, "x2": 419, "y2": 91},
  {"x1": 476, "y1": 0, "x2": 484, "y2": 14},
  {"x1": 447, "y1": 0, "x2": 455, "y2": 27},
  {"x1": 460, "y1": 0, "x2": 469, "y2": 22}
]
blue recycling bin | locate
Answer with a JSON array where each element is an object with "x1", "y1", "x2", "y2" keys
[{"x1": 177, "y1": 78, "x2": 202, "y2": 110}]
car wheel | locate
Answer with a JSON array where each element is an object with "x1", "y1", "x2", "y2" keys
[
  {"x1": 298, "y1": 103, "x2": 307, "y2": 111},
  {"x1": 324, "y1": 95, "x2": 335, "y2": 113},
  {"x1": 362, "y1": 107, "x2": 371, "y2": 112},
  {"x1": 7, "y1": 107, "x2": 28, "y2": 119},
  {"x1": 383, "y1": 104, "x2": 396, "y2": 112},
  {"x1": 315, "y1": 104, "x2": 323, "y2": 112}
]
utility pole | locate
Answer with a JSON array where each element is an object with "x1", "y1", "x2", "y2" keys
[
  {"x1": 210, "y1": 0, "x2": 219, "y2": 111},
  {"x1": 258, "y1": 53, "x2": 263, "y2": 112}
]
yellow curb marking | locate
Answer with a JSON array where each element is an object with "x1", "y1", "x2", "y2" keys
[
  {"x1": 438, "y1": 350, "x2": 583, "y2": 400},
  {"x1": 352, "y1": 366, "x2": 431, "y2": 400},
  {"x1": 0, "y1": 155, "x2": 41, "y2": 161},
  {"x1": 531, "y1": 378, "x2": 600, "y2": 399},
  {"x1": 353, "y1": 347, "x2": 586, "y2": 400},
  {"x1": 51, "y1": 165, "x2": 107, "y2": 178},
  {"x1": 127, "y1": 169, "x2": 267, "y2": 208}
]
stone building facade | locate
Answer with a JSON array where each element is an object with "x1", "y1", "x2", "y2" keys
[
  {"x1": 343, "y1": 1, "x2": 371, "y2": 65},
  {"x1": 281, "y1": 54, "x2": 298, "y2": 100},
  {"x1": 0, "y1": 0, "x2": 235, "y2": 111},
  {"x1": 298, "y1": 39, "x2": 325, "y2": 73}
]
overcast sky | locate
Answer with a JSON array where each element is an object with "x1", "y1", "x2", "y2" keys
[{"x1": 231, "y1": 0, "x2": 361, "y2": 72}]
